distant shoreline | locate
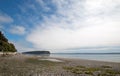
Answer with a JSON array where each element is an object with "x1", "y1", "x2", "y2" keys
[{"x1": 51, "y1": 53, "x2": 120, "y2": 54}]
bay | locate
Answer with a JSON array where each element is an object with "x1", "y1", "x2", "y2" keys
[{"x1": 50, "y1": 53, "x2": 120, "y2": 63}]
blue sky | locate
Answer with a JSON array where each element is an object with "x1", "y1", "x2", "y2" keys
[{"x1": 0, "y1": 0, "x2": 120, "y2": 53}]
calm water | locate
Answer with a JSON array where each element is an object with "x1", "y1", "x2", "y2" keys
[{"x1": 50, "y1": 53, "x2": 120, "y2": 63}]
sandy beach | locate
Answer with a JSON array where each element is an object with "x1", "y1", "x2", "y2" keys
[{"x1": 0, "y1": 54, "x2": 120, "y2": 76}]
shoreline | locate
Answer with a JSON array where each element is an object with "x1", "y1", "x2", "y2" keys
[
  {"x1": 48, "y1": 57, "x2": 120, "y2": 69},
  {"x1": 50, "y1": 53, "x2": 120, "y2": 63},
  {"x1": 0, "y1": 54, "x2": 120, "y2": 76},
  {"x1": 49, "y1": 56, "x2": 120, "y2": 64}
]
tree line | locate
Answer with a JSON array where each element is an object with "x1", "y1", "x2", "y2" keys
[{"x1": 0, "y1": 31, "x2": 17, "y2": 52}]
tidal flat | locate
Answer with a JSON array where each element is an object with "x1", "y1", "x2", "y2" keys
[{"x1": 0, "y1": 54, "x2": 120, "y2": 76}]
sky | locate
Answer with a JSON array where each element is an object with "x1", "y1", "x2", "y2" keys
[{"x1": 0, "y1": 0, "x2": 120, "y2": 53}]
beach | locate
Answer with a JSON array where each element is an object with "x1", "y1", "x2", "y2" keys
[{"x1": 0, "y1": 54, "x2": 120, "y2": 76}]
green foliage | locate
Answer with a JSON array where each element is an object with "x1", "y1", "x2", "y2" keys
[
  {"x1": 86, "y1": 67, "x2": 100, "y2": 72},
  {"x1": 0, "y1": 31, "x2": 8, "y2": 42},
  {"x1": 76, "y1": 65, "x2": 86, "y2": 68},
  {"x1": 25, "y1": 57, "x2": 59, "y2": 67},
  {"x1": 63, "y1": 66, "x2": 84, "y2": 74},
  {"x1": 63, "y1": 65, "x2": 120, "y2": 75},
  {"x1": 84, "y1": 71, "x2": 93, "y2": 75},
  {"x1": 101, "y1": 65, "x2": 112, "y2": 68},
  {"x1": 0, "y1": 31, "x2": 17, "y2": 52}
]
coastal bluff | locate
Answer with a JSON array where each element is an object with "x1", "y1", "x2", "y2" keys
[{"x1": 22, "y1": 51, "x2": 50, "y2": 55}]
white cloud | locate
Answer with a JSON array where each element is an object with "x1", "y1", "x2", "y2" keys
[
  {"x1": 10, "y1": 26, "x2": 26, "y2": 35},
  {"x1": 10, "y1": 40, "x2": 35, "y2": 52},
  {"x1": 0, "y1": 25, "x2": 3, "y2": 29},
  {"x1": 36, "y1": 0, "x2": 51, "y2": 11},
  {"x1": 27, "y1": 24, "x2": 120, "y2": 50},
  {"x1": 0, "y1": 13, "x2": 13, "y2": 23},
  {"x1": 27, "y1": 0, "x2": 120, "y2": 52}
]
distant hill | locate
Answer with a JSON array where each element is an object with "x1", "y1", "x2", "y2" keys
[
  {"x1": 0, "y1": 31, "x2": 17, "y2": 52},
  {"x1": 22, "y1": 51, "x2": 50, "y2": 55}
]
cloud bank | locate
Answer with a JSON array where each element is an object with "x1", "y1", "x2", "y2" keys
[
  {"x1": 9, "y1": 26, "x2": 26, "y2": 35},
  {"x1": 0, "y1": 13, "x2": 13, "y2": 23},
  {"x1": 26, "y1": 0, "x2": 120, "y2": 52}
]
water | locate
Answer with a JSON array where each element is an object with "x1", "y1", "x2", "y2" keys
[{"x1": 50, "y1": 53, "x2": 120, "y2": 63}]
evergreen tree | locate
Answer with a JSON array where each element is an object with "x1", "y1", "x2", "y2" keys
[{"x1": 0, "y1": 31, "x2": 17, "y2": 52}]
